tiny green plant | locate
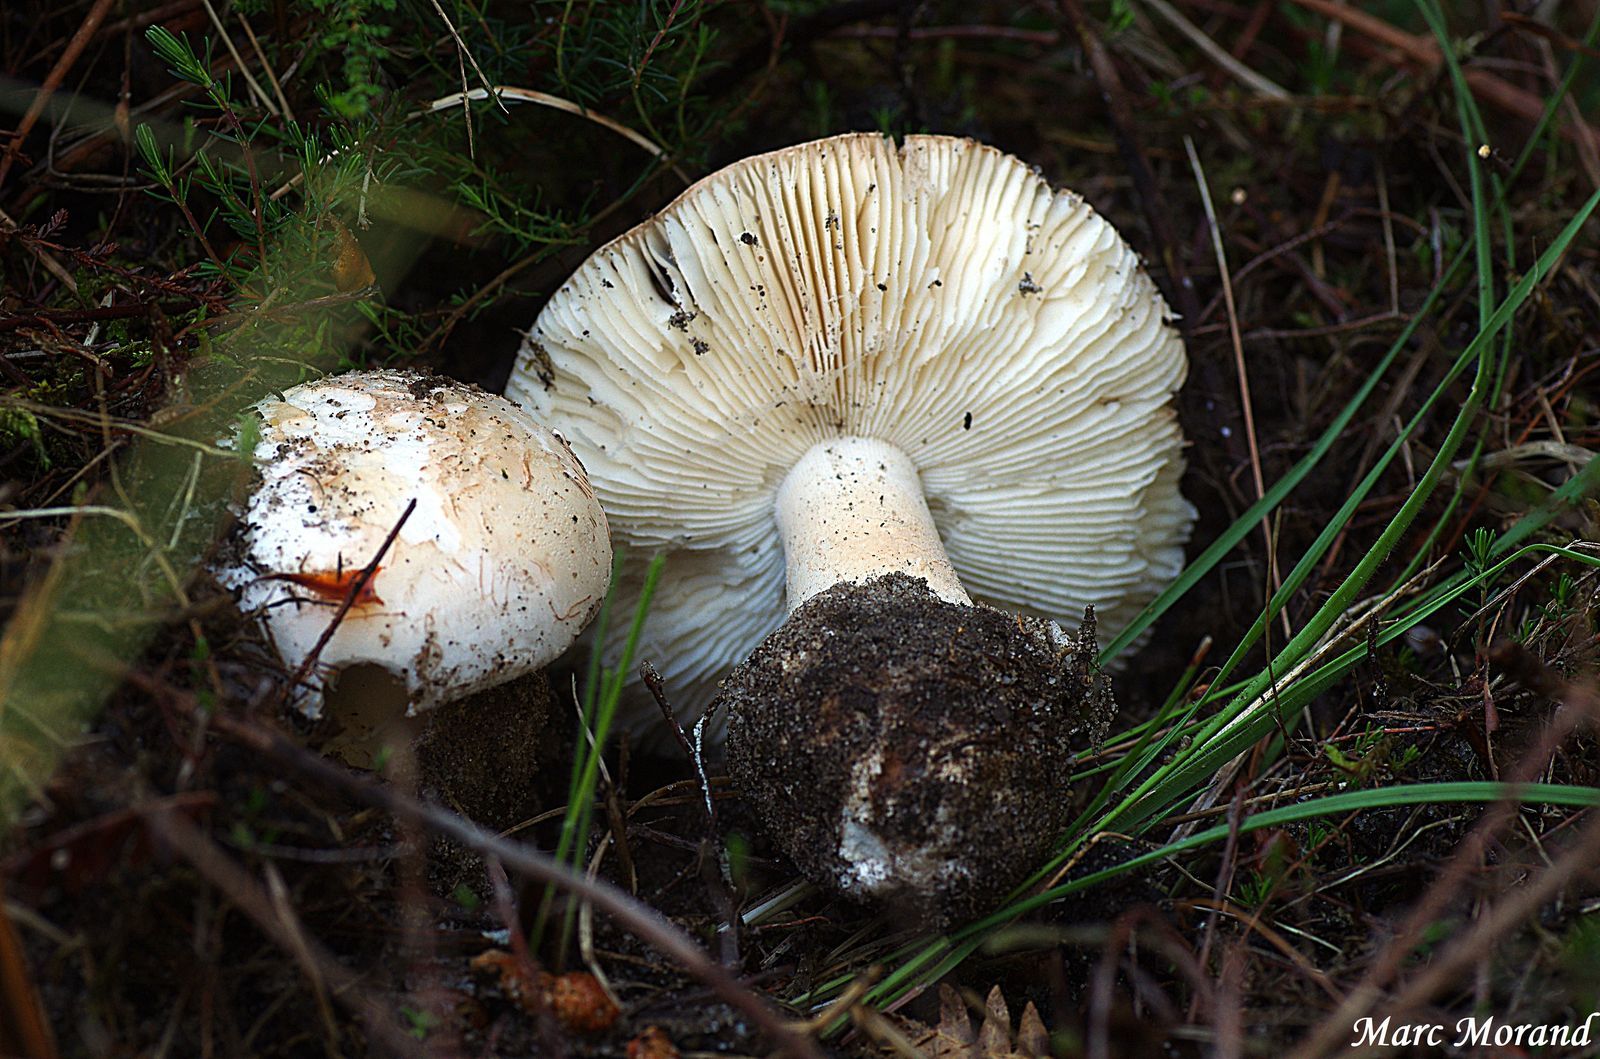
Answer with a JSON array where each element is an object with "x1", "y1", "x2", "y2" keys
[
  {"x1": 533, "y1": 552, "x2": 666, "y2": 965},
  {"x1": 1106, "y1": 0, "x2": 1135, "y2": 35},
  {"x1": 401, "y1": 1007, "x2": 439, "y2": 1041},
  {"x1": 1235, "y1": 869, "x2": 1277, "y2": 909}
]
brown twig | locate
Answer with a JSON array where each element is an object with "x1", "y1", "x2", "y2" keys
[
  {"x1": 176, "y1": 698, "x2": 824, "y2": 1058},
  {"x1": 1500, "y1": 11, "x2": 1600, "y2": 61},
  {"x1": 1186, "y1": 136, "x2": 1285, "y2": 639},
  {"x1": 1179, "y1": 898, "x2": 1342, "y2": 1002},
  {"x1": 632, "y1": 0, "x2": 686, "y2": 91},
  {"x1": 0, "y1": 883, "x2": 59, "y2": 1059},
  {"x1": 1214, "y1": 943, "x2": 1245, "y2": 1059},
  {"x1": 0, "y1": 302, "x2": 191, "y2": 333},
  {"x1": 1088, "y1": 907, "x2": 1213, "y2": 1059},
  {"x1": 1286, "y1": 0, "x2": 1600, "y2": 157},
  {"x1": 96, "y1": 0, "x2": 203, "y2": 40},
  {"x1": 0, "y1": 204, "x2": 80, "y2": 294},
  {"x1": 0, "y1": 0, "x2": 120, "y2": 190},
  {"x1": 827, "y1": 24, "x2": 1059, "y2": 44},
  {"x1": 1191, "y1": 788, "x2": 1246, "y2": 1017},
  {"x1": 142, "y1": 806, "x2": 431, "y2": 1058},
  {"x1": 693, "y1": 0, "x2": 901, "y2": 101},
  {"x1": 1377, "y1": 806, "x2": 1600, "y2": 1021},
  {"x1": 1138, "y1": 0, "x2": 1289, "y2": 99},
  {"x1": 283, "y1": 498, "x2": 417, "y2": 701}
]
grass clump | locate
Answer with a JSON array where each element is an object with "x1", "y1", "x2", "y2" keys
[{"x1": 1, "y1": 0, "x2": 1598, "y2": 1054}]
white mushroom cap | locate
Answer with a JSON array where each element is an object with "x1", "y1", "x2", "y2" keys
[
  {"x1": 221, "y1": 369, "x2": 611, "y2": 714},
  {"x1": 507, "y1": 133, "x2": 1191, "y2": 732}
]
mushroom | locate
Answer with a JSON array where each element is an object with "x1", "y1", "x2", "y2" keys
[
  {"x1": 507, "y1": 134, "x2": 1190, "y2": 919},
  {"x1": 219, "y1": 369, "x2": 612, "y2": 732}
]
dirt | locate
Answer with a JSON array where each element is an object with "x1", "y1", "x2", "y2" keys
[
  {"x1": 723, "y1": 573, "x2": 1112, "y2": 927},
  {"x1": 3, "y1": 0, "x2": 1600, "y2": 1056}
]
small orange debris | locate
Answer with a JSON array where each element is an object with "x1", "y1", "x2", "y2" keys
[
  {"x1": 469, "y1": 949, "x2": 541, "y2": 1013},
  {"x1": 627, "y1": 1025, "x2": 680, "y2": 1059},
  {"x1": 549, "y1": 971, "x2": 620, "y2": 1034},
  {"x1": 469, "y1": 950, "x2": 619, "y2": 1035},
  {"x1": 273, "y1": 568, "x2": 383, "y2": 606}
]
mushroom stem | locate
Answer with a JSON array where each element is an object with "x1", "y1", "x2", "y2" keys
[{"x1": 775, "y1": 436, "x2": 971, "y2": 610}]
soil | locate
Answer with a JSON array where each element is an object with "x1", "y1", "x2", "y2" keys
[
  {"x1": 3, "y1": 1, "x2": 1599, "y2": 1057},
  {"x1": 723, "y1": 573, "x2": 1112, "y2": 927}
]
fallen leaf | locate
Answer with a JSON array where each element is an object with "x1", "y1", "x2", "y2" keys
[{"x1": 331, "y1": 217, "x2": 375, "y2": 292}]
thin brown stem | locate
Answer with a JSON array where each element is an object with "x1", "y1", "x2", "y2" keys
[{"x1": 159, "y1": 690, "x2": 825, "y2": 1059}]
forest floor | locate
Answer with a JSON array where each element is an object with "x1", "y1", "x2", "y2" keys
[{"x1": 2, "y1": 1, "x2": 1599, "y2": 1056}]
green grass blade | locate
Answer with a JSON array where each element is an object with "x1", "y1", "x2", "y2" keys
[
  {"x1": 1100, "y1": 240, "x2": 1469, "y2": 663},
  {"x1": 1005, "y1": 782, "x2": 1600, "y2": 922},
  {"x1": 1101, "y1": 186, "x2": 1599, "y2": 838},
  {"x1": 535, "y1": 553, "x2": 665, "y2": 956},
  {"x1": 840, "y1": 781, "x2": 1600, "y2": 1017}
]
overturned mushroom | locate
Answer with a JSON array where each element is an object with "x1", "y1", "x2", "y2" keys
[
  {"x1": 219, "y1": 370, "x2": 611, "y2": 787},
  {"x1": 508, "y1": 134, "x2": 1190, "y2": 919}
]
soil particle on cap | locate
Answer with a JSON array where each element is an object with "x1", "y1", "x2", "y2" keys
[
  {"x1": 405, "y1": 372, "x2": 446, "y2": 401},
  {"x1": 721, "y1": 573, "x2": 1114, "y2": 925},
  {"x1": 524, "y1": 341, "x2": 556, "y2": 390}
]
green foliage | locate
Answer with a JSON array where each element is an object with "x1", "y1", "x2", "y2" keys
[
  {"x1": 1234, "y1": 870, "x2": 1275, "y2": 909},
  {"x1": 804, "y1": 80, "x2": 836, "y2": 139},
  {"x1": 145, "y1": 26, "x2": 220, "y2": 96},
  {"x1": 1301, "y1": 819, "x2": 1337, "y2": 855},
  {"x1": 1299, "y1": 38, "x2": 1337, "y2": 97},
  {"x1": 231, "y1": 0, "x2": 414, "y2": 118},
  {"x1": 526, "y1": 0, "x2": 721, "y2": 148},
  {"x1": 400, "y1": 1007, "x2": 440, "y2": 1040},
  {"x1": 0, "y1": 12, "x2": 427, "y2": 820},
  {"x1": 10, "y1": 0, "x2": 1600, "y2": 1030},
  {"x1": 534, "y1": 553, "x2": 666, "y2": 964},
  {"x1": 0, "y1": 407, "x2": 49, "y2": 468},
  {"x1": 1560, "y1": 915, "x2": 1600, "y2": 1010},
  {"x1": 1542, "y1": 572, "x2": 1580, "y2": 622},
  {"x1": 305, "y1": 0, "x2": 399, "y2": 118},
  {"x1": 1463, "y1": 526, "x2": 1498, "y2": 575},
  {"x1": 1324, "y1": 732, "x2": 1421, "y2": 788},
  {"x1": 1147, "y1": 79, "x2": 1212, "y2": 117},
  {"x1": 134, "y1": 124, "x2": 173, "y2": 186},
  {"x1": 1106, "y1": 0, "x2": 1135, "y2": 35},
  {"x1": 456, "y1": 169, "x2": 587, "y2": 250}
]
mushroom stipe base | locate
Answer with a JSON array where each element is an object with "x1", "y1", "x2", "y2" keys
[{"x1": 721, "y1": 572, "x2": 1114, "y2": 925}]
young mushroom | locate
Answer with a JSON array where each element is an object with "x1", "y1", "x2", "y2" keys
[
  {"x1": 507, "y1": 134, "x2": 1191, "y2": 920},
  {"x1": 220, "y1": 369, "x2": 611, "y2": 735}
]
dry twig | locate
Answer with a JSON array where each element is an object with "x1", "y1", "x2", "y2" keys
[
  {"x1": 0, "y1": 0, "x2": 120, "y2": 189},
  {"x1": 142, "y1": 806, "x2": 431, "y2": 1058},
  {"x1": 171, "y1": 695, "x2": 826, "y2": 1059}
]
